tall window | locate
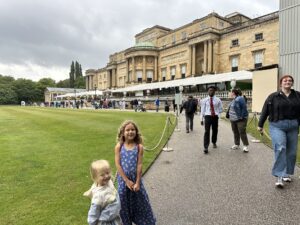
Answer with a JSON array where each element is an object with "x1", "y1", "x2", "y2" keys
[
  {"x1": 181, "y1": 31, "x2": 187, "y2": 40},
  {"x1": 161, "y1": 68, "x2": 166, "y2": 81},
  {"x1": 170, "y1": 66, "x2": 176, "y2": 80},
  {"x1": 172, "y1": 34, "x2": 176, "y2": 45},
  {"x1": 255, "y1": 33, "x2": 263, "y2": 41},
  {"x1": 231, "y1": 39, "x2": 239, "y2": 47},
  {"x1": 181, "y1": 64, "x2": 186, "y2": 78},
  {"x1": 231, "y1": 56, "x2": 238, "y2": 72},
  {"x1": 254, "y1": 51, "x2": 263, "y2": 69},
  {"x1": 127, "y1": 71, "x2": 131, "y2": 82},
  {"x1": 146, "y1": 70, "x2": 153, "y2": 83},
  {"x1": 136, "y1": 70, "x2": 142, "y2": 83}
]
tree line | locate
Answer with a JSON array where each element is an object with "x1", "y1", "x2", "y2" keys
[{"x1": 0, "y1": 61, "x2": 85, "y2": 104}]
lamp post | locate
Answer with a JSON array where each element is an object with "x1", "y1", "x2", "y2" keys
[{"x1": 230, "y1": 79, "x2": 236, "y2": 90}]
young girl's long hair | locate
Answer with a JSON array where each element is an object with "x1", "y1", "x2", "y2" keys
[{"x1": 117, "y1": 120, "x2": 143, "y2": 145}]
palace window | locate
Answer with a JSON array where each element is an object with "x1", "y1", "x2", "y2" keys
[
  {"x1": 254, "y1": 51, "x2": 263, "y2": 69},
  {"x1": 181, "y1": 31, "x2": 187, "y2": 40},
  {"x1": 172, "y1": 34, "x2": 176, "y2": 45},
  {"x1": 128, "y1": 71, "x2": 132, "y2": 82},
  {"x1": 161, "y1": 68, "x2": 166, "y2": 81},
  {"x1": 170, "y1": 66, "x2": 176, "y2": 80},
  {"x1": 181, "y1": 64, "x2": 186, "y2": 78},
  {"x1": 200, "y1": 23, "x2": 207, "y2": 30},
  {"x1": 231, "y1": 39, "x2": 239, "y2": 47},
  {"x1": 219, "y1": 21, "x2": 224, "y2": 28},
  {"x1": 255, "y1": 33, "x2": 263, "y2": 41},
  {"x1": 146, "y1": 70, "x2": 153, "y2": 83},
  {"x1": 231, "y1": 56, "x2": 239, "y2": 72},
  {"x1": 136, "y1": 70, "x2": 142, "y2": 83}
]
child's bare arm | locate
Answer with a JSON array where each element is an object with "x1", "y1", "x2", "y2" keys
[
  {"x1": 134, "y1": 144, "x2": 143, "y2": 192},
  {"x1": 114, "y1": 143, "x2": 134, "y2": 190}
]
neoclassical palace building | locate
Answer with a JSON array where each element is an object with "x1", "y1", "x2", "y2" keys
[{"x1": 85, "y1": 11, "x2": 279, "y2": 91}]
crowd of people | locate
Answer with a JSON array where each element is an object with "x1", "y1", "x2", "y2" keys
[{"x1": 80, "y1": 75, "x2": 299, "y2": 224}]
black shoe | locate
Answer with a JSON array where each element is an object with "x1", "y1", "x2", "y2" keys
[
  {"x1": 204, "y1": 149, "x2": 208, "y2": 154},
  {"x1": 213, "y1": 143, "x2": 217, "y2": 148},
  {"x1": 186, "y1": 130, "x2": 189, "y2": 133}
]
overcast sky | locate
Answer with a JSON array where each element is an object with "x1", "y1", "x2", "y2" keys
[{"x1": 0, "y1": 0, "x2": 279, "y2": 82}]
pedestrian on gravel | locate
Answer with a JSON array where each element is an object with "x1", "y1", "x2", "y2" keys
[{"x1": 258, "y1": 75, "x2": 300, "y2": 188}]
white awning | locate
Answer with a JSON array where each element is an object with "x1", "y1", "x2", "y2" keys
[
  {"x1": 55, "y1": 90, "x2": 103, "y2": 98},
  {"x1": 111, "y1": 70, "x2": 252, "y2": 93}
]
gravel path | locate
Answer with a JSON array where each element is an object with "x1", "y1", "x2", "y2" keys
[{"x1": 143, "y1": 114, "x2": 300, "y2": 225}]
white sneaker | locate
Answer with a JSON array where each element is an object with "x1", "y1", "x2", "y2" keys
[
  {"x1": 275, "y1": 177, "x2": 284, "y2": 188},
  {"x1": 283, "y1": 177, "x2": 292, "y2": 182},
  {"x1": 231, "y1": 145, "x2": 240, "y2": 150},
  {"x1": 243, "y1": 146, "x2": 249, "y2": 153}
]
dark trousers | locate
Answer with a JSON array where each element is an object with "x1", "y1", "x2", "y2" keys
[
  {"x1": 204, "y1": 115, "x2": 219, "y2": 148},
  {"x1": 230, "y1": 118, "x2": 249, "y2": 146},
  {"x1": 185, "y1": 113, "x2": 194, "y2": 131}
]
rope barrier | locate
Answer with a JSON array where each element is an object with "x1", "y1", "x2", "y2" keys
[
  {"x1": 144, "y1": 115, "x2": 175, "y2": 151},
  {"x1": 114, "y1": 114, "x2": 176, "y2": 185}
]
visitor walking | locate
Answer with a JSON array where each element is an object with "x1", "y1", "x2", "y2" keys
[
  {"x1": 180, "y1": 95, "x2": 198, "y2": 133},
  {"x1": 258, "y1": 75, "x2": 300, "y2": 188},
  {"x1": 200, "y1": 86, "x2": 223, "y2": 154},
  {"x1": 228, "y1": 89, "x2": 249, "y2": 153},
  {"x1": 155, "y1": 97, "x2": 160, "y2": 112}
]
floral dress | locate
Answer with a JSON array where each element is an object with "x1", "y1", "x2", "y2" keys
[{"x1": 117, "y1": 144, "x2": 156, "y2": 225}]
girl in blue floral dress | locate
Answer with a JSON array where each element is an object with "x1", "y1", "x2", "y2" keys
[{"x1": 115, "y1": 120, "x2": 156, "y2": 225}]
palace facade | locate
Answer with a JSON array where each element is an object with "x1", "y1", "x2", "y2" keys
[{"x1": 85, "y1": 11, "x2": 279, "y2": 91}]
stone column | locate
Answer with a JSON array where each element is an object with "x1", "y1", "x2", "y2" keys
[
  {"x1": 189, "y1": 45, "x2": 192, "y2": 76},
  {"x1": 203, "y1": 41, "x2": 207, "y2": 74},
  {"x1": 86, "y1": 76, "x2": 89, "y2": 91},
  {"x1": 132, "y1": 57, "x2": 136, "y2": 82},
  {"x1": 208, "y1": 40, "x2": 212, "y2": 73},
  {"x1": 143, "y1": 56, "x2": 146, "y2": 82},
  {"x1": 154, "y1": 56, "x2": 158, "y2": 81},
  {"x1": 192, "y1": 44, "x2": 196, "y2": 75},
  {"x1": 126, "y1": 59, "x2": 129, "y2": 83},
  {"x1": 112, "y1": 69, "x2": 116, "y2": 87}
]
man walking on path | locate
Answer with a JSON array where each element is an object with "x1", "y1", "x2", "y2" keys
[
  {"x1": 200, "y1": 86, "x2": 223, "y2": 154},
  {"x1": 180, "y1": 95, "x2": 198, "y2": 133}
]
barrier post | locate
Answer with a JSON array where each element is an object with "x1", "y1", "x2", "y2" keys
[
  {"x1": 174, "y1": 107, "x2": 180, "y2": 132},
  {"x1": 251, "y1": 112, "x2": 261, "y2": 143},
  {"x1": 162, "y1": 116, "x2": 174, "y2": 152}
]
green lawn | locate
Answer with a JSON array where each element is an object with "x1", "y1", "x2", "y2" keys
[{"x1": 0, "y1": 106, "x2": 175, "y2": 225}]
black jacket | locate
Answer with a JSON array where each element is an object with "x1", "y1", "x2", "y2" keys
[
  {"x1": 258, "y1": 89, "x2": 300, "y2": 128},
  {"x1": 180, "y1": 99, "x2": 197, "y2": 114}
]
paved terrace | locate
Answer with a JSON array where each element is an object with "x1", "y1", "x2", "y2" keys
[{"x1": 143, "y1": 114, "x2": 300, "y2": 225}]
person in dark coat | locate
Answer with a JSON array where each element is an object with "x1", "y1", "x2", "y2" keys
[{"x1": 180, "y1": 95, "x2": 198, "y2": 133}]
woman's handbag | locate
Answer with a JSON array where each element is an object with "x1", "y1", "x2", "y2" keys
[{"x1": 226, "y1": 104, "x2": 230, "y2": 119}]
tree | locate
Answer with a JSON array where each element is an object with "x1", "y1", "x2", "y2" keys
[
  {"x1": 56, "y1": 79, "x2": 70, "y2": 88},
  {"x1": 36, "y1": 78, "x2": 56, "y2": 102},
  {"x1": 12, "y1": 79, "x2": 40, "y2": 103},
  {"x1": 75, "y1": 61, "x2": 80, "y2": 79},
  {"x1": 0, "y1": 85, "x2": 18, "y2": 104},
  {"x1": 74, "y1": 76, "x2": 85, "y2": 89},
  {"x1": 69, "y1": 61, "x2": 75, "y2": 88}
]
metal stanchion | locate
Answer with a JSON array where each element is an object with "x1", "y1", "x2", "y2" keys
[
  {"x1": 251, "y1": 112, "x2": 261, "y2": 143},
  {"x1": 162, "y1": 116, "x2": 173, "y2": 152}
]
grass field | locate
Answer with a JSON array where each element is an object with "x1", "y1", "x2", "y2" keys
[{"x1": 0, "y1": 106, "x2": 175, "y2": 225}]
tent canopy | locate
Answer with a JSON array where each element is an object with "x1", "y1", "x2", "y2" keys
[{"x1": 111, "y1": 70, "x2": 252, "y2": 93}]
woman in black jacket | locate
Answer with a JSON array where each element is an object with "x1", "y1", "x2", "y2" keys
[{"x1": 258, "y1": 75, "x2": 300, "y2": 188}]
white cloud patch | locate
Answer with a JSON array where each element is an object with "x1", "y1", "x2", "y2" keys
[{"x1": 0, "y1": 0, "x2": 279, "y2": 81}]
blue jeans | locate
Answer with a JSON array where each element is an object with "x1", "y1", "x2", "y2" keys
[{"x1": 269, "y1": 119, "x2": 299, "y2": 177}]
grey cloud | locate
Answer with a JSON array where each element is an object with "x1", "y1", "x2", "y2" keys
[{"x1": 0, "y1": 0, "x2": 278, "y2": 80}]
